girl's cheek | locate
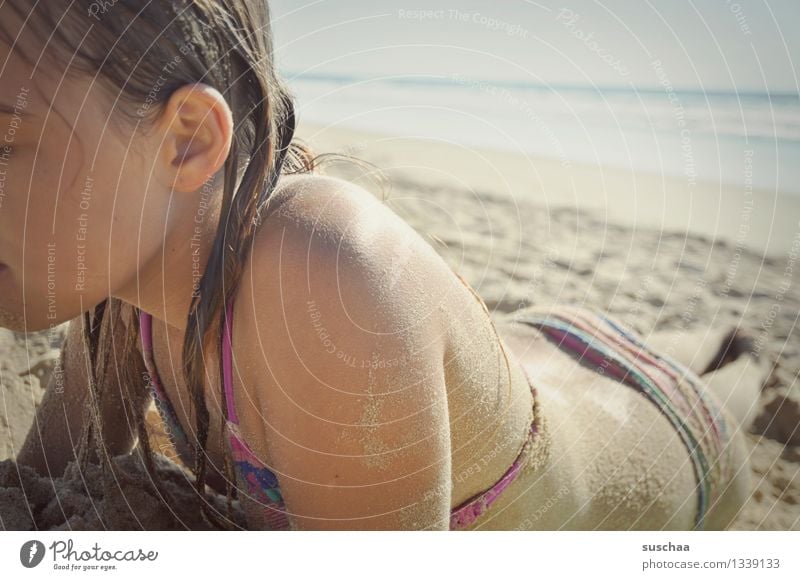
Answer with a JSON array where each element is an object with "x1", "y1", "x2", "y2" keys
[{"x1": 13, "y1": 152, "x2": 103, "y2": 268}]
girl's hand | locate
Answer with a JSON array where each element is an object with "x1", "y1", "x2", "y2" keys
[{"x1": 234, "y1": 177, "x2": 453, "y2": 530}]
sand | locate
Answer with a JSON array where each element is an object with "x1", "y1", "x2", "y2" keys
[
  {"x1": 1, "y1": 121, "x2": 798, "y2": 530},
  {"x1": 0, "y1": 451, "x2": 246, "y2": 531}
]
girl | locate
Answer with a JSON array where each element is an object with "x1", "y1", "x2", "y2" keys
[{"x1": 4, "y1": 1, "x2": 760, "y2": 531}]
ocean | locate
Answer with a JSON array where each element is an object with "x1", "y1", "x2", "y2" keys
[{"x1": 284, "y1": 72, "x2": 800, "y2": 197}]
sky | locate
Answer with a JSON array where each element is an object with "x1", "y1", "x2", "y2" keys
[{"x1": 268, "y1": 0, "x2": 799, "y2": 94}]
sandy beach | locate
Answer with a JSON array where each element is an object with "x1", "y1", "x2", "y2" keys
[{"x1": 1, "y1": 120, "x2": 797, "y2": 530}]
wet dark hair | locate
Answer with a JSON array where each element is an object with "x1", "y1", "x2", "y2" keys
[{"x1": 0, "y1": 0, "x2": 364, "y2": 529}]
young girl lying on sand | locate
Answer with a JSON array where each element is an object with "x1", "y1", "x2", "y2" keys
[{"x1": 4, "y1": 1, "x2": 764, "y2": 531}]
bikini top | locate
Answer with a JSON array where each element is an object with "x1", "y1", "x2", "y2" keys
[
  {"x1": 139, "y1": 298, "x2": 291, "y2": 531},
  {"x1": 138, "y1": 294, "x2": 542, "y2": 531}
]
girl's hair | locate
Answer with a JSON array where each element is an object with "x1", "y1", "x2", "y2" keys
[{"x1": 1, "y1": 1, "x2": 375, "y2": 529}]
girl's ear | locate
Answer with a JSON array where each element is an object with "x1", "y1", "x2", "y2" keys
[{"x1": 155, "y1": 83, "x2": 233, "y2": 193}]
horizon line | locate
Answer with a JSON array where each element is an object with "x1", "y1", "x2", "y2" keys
[{"x1": 280, "y1": 70, "x2": 799, "y2": 100}]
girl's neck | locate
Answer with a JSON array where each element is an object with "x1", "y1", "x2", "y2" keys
[
  {"x1": 113, "y1": 184, "x2": 223, "y2": 334},
  {"x1": 115, "y1": 172, "x2": 300, "y2": 333}
]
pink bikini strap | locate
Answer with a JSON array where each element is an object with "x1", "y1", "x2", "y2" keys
[
  {"x1": 138, "y1": 300, "x2": 239, "y2": 425},
  {"x1": 222, "y1": 293, "x2": 239, "y2": 425},
  {"x1": 139, "y1": 307, "x2": 153, "y2": 353}
]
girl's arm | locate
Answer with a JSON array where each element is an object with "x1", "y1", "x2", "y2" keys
[
  {"x1": 17, "y1": 305, "x2": 147, "y2": 477},
  {"x1": 260, "y1": 312, "x2": 451, "y2": 531},
  {"x1": 239, "y1": 179, "x2": 454, "y2": 530}
]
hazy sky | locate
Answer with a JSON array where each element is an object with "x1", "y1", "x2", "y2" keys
[{"x1": 269, "y1": 0, "x2": 799, "y2": 94}]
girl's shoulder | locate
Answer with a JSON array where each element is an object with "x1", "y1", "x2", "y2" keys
[
  {"x1": 259, "y1": 172, "x2": 449, "y2": 274},
  {"x1": 236, "y1": 170, "x2": 456, "y2": 375},
  {"x1": 262, "y1": 172, "x2": 385, "y2": 229},
  {"x1": 228, "y1": 175, "x2": 457, "y2": 528},
  {"x1": 252, "y1": 172, "x2": 455, "y2": 312}
]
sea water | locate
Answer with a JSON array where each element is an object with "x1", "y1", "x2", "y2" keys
[{"x1": 285, "y1": 72, "x2": 799, "y2": 197}]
